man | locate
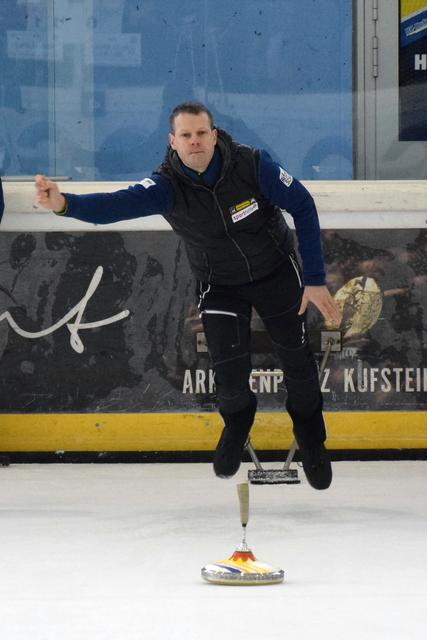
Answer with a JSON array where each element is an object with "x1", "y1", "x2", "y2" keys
[{"x1": 35, "y1": 101, "x2": 342, "y2": 489}]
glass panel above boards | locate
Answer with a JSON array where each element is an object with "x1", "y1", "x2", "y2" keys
[{"x1": 1, "y1": 0, "x2": 353, "y2": 181}]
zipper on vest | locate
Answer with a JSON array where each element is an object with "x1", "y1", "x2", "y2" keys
[
  {"x1": 211, "y1": 190, "x2": 254, "y2": 282},
  {"x1": 184, "y1": 177, "x2": 254, "y2": 282}
]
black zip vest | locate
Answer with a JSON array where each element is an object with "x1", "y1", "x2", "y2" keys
[{"x1": 158, "y1": 129, "x2": 293, "y2": 285}]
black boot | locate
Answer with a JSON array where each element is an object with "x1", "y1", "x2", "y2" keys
[
  {"x1": 299, "y1": 443, "x2": 332, "y2": 490},
  {"x1": 286, "y1": 397, "x2": 331, "y2": 489},
  {"x1": 214, "y1": 394, "x2": 257, "y2": 478}
]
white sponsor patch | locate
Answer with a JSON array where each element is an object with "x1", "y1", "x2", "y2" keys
[
  {"x1": 279, "y1": 166, "x2": 293, "y2": 187},
  {"x1": 140, "y1": 178, "x2": 156, "y2": 189},
  {"x1": 230, "y1": 198, "x2": 259, "y2": 223}
]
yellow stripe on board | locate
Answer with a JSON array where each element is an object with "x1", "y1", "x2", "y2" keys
[
  {"x1": 401, "y1": 0, "x2": 427, "y2": 20},
  {"x1": 0, "y1": 412, "x2": 426, "y2": 451}
]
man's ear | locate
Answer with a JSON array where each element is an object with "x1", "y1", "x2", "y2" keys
[
  {"x1": 168, "y1": 132, "x2": 175, "y2": 149},
  {"x1": 212, "y1": 128, "x2": 217, "y2": 144}
]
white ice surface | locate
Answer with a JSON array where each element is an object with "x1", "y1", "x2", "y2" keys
[{"x1": 0, "y1": 461, "x2": 426, "y2": 640}]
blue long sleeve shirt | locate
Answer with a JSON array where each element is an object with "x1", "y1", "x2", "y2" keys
[{"x1": 62, "y1": 148, "x2": 325, "y2": 285}]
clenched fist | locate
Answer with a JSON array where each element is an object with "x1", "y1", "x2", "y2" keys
[{"x1": 35, "y1": 175, "x2": 66, "y2": 213}]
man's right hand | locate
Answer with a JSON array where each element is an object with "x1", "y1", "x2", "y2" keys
[{"x1": 35, "y1": 175, "x2": 66, "y2": 213}]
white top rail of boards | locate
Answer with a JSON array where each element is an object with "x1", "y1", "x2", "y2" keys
[{"x1": 1, "y1": 179, "x2": 426, "y2": 231}]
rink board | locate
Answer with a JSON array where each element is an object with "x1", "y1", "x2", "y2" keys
[
  {"x1": 0, "y1": 183, "x2": 426, "y2": 453},
  {"x1": 0, "y1": 412, "x2": 426, "y2": 452}
]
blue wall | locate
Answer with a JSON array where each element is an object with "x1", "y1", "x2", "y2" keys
[{"x1": 0, "y1": 0, "x2": 352, "y2": 181}]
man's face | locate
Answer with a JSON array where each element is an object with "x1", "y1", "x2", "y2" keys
[{"x1": 169, "y1": 112, "x2": 217, "y2": 173}]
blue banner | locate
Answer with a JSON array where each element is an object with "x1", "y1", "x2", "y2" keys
[{"x1": 399, "y1": 1, "x2": 427, "y2": 140}]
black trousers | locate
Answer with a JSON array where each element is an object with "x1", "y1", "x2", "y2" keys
[{"x1": 198, "y1": 255, "x2": 326, "y2": 449}]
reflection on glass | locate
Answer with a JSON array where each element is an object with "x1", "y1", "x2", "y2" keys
[{"x1": 1, "y1": 0, "x2": 353, "y2": 181}]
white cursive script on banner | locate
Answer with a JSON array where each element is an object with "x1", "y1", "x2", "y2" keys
[{"x1": 0, "y1": 266, "x2": 130, "y2": 354}]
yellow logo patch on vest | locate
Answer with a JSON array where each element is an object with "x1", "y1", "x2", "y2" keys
[{"x1": 230, "y1": 198, "x2": 259, "y2": 223}]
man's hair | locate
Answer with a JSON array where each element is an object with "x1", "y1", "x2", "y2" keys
[{"x1": 169, "y1": 101, "x2": 214, "y2": 132}]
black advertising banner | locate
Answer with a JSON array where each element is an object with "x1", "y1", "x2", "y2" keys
[
  {"x1": 0, "y1": 229, "x2": 426, "y2": 413},
  {"x1": 399, "y1": 0, "x2": 427, "y2": 140}
]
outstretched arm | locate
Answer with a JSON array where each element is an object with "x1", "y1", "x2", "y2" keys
[{"x1": 34, "y1": 174, "x2": 173, "y2": 224}]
